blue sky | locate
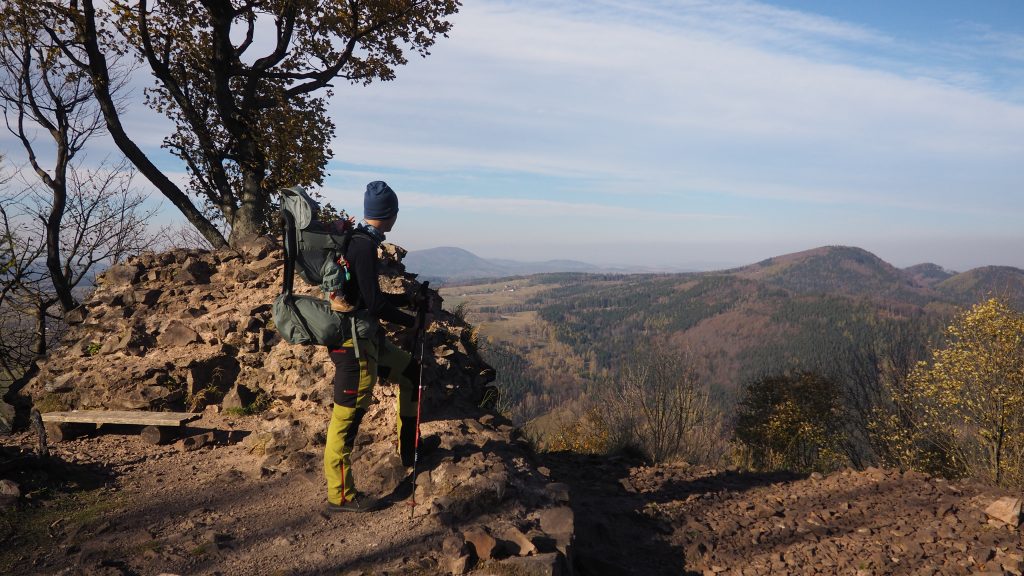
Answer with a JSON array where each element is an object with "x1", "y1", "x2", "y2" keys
[
  {"x1": 319, "y1": 0, "x2": 1024, "y2": 270},
  {"x1": 4, "y1": 0, "x2": 1023, "y2": 271}
]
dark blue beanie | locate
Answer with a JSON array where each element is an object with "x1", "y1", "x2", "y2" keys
[{"x1": 364, "y1": 181, "x2": 399, "y2": 220}]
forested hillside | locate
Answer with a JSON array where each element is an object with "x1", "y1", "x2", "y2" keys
[{"x1": 443, "y1": 246, "x2": 1024, "y2": 432}]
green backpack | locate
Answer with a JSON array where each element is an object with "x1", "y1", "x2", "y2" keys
[{"x1": 271, "y1": 187, "x2": 359, "y2": 348}]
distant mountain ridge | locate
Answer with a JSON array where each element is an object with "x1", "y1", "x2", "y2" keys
[
  {"x1": 903, "y1": 263, "x2": 956, "y2": 288},
  {"x1": 456, "y1": 244, "x2": 1024, "y2": 428},
  {"x1": 719, "y1": 245, "x2": 1024, "y2": 308},
  {"x1": 412, "y1": 244, "x2": 1024, "y2": 305},
  {"x1": 935, "y1": 265, "x2": 1024, "y2": 307},
  {"x1": 404, "y1": 246, "x2": 605, "y2": 282},
  {"x1": 731, "y1": 246, "x2": 927, "y2": 302}
]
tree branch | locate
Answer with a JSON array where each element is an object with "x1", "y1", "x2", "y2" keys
[{"x1": 75, "y1": 0, "x2": 227, "y2": 248}]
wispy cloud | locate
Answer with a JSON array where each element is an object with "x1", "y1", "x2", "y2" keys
[
  {"x1": 327, "y1": 0, "x2": 1024, "y2": 215},
  {"x1": 397, "y1": 190, "x2": 734, "y2": 221},
  {"x1": 3, "y1": 0, "x2": 1021, "y2": 268}
]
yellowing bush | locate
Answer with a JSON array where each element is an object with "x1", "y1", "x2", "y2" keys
[
  {"x1": 877, "y1": 298, "x2": 1024, "y2": 487},
  {"x1": 733, "y1": 371, "x2": 847, "y2": 473}
]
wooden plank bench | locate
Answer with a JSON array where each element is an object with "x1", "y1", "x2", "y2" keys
[{"x1": 40, "y1": 410, "x2": 202, "y2": 444}]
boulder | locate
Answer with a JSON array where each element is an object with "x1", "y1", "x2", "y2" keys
[
  {"x1": 65, "y1": 304, "x2": 88, "y2": 325},
  {"x1": 158, "y1": 321, "x2": 202, "y2": 348},
  {"x1": 538, "y1": 507, "x2": 575, "y2": 541},
  {"x1": 180, "y1": 257, "x2": 213, "y2": 284},
  {"x1": 47, "y1": 372, "x2": 77, "y2": 393},
  {"x1": 463, "y1": 526, "x2": 498, "y2": 561},
  {"x1": 544, "y1": 482, "x2": 571, "y2": 504},
  {"x1": 0, "y1": 479, "x2": 20, "y2": 509},
  {"x1": 237, "y1": 235, "x2": 277, "y2": 260},
  {"x1": 222, "y1": 384, "x2": 256, "y2": 411},
  {"x1": 497, "y1": 525, "x2": 537, "y2": 557},
  {"x1": 985, "y1": 497, "x2": 1022, "y2": 527},
  {"x1": 101, "y1": 262, "x2": 143, "y2": 286},
  {"x1": 442, "y1": 533, "x2": 471, "y2": 575}
]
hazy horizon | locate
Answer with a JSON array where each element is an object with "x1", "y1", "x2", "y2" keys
[
  {"x1": 2, "y1": 1, "x2": 1021, "y2": 274},
  {"x1": 408, "y1": 238, "x2": 1020, "y2": 274}
]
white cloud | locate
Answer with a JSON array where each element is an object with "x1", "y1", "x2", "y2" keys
[
  {"x1": 396, "y1": 190, "x2": 733, "y2": 221},
  {"x1": 325, "y1": 0, "x2": 1024, "y2": 218},
  {"x1": 4, "y1": 0, "x2": 1021, "y2": 269}
]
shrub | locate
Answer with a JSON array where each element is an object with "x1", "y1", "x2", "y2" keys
[
  {"x1": 875, "y1": 298, "x2": 1024, "y2": 487},
  {"x1": 733, "y1": 371, "x2": 847, "y2": 473},
  {"x1": 545, "y1": 407, "x2": 610, "y2": 454},
  {"x1": 597, "y1": 344, "x2": 725, "y2": 465}
]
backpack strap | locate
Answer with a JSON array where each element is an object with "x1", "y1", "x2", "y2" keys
[
  {"x1": 338, "y1": 226, "x2": 357, "y2": 256},
  {"x1": 280, "y1": 209, "x2": 318, "y2": 340},
  {"x1": 281, "y1": 209, "x2": 298, "y2": 296}
]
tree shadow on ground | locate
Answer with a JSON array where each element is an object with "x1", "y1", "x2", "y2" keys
[
  {"x1": 639, "y1": 468, "x2": 806, "y2": 504},
  {"x1": 0, "y1": 443, "x2": 113, "y2": 493},
  {"x1": 539, "y1": 451, "x2": 688, "y2": 576},
  {"x1": 669, "y1": 474, "x2": 972, "y2": 576},
  {"x1": 0, "y1": 446, "x2": 119, "y2": 576},
  {"x1": 539, "y1": 453, "x2": 822, "y2": 576}
]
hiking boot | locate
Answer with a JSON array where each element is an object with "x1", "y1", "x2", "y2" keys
[
  {"x1": 328, "y1": 291, "x2": 356, "y2": 313},
  {"x1": 323, "y1": 495, "x2": 381, "y2": 514}
]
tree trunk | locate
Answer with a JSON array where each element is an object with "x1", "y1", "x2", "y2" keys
[
  {"x1": 141, "y1": 425, "x2": 176, "y2": 445},
  {"x1": 76, "y1": 0, "x2": 229, "y2": 250},
  {"x1": 32, "y1": 302, "x2": 46, "y2": 357},
  {"x1": 994, "y1": 411, "x2": 1006, "y2": 486},
  {"x1": 229, "y1": 151, "x2": 268, "y2": 247},
  {"x1": 45, "y1": 182, "x2": 77, "y2": 313},
  {"x1": 230, "y1": 196, "x2": 262, "y2": 247}
]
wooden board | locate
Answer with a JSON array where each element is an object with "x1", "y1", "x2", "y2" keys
[{"x1": 40, "y1": 410, "x2": 201, "y2": 427}]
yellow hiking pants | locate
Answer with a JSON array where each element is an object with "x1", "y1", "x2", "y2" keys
[{"x1": 323, "y1": 336, "x2": 417, "y2": 505}]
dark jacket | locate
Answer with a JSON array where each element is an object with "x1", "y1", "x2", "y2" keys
[{"x1": 343, "y1": 229, "x2": 415, "y2": 328}]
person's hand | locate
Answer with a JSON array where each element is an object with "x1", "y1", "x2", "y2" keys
[
  {"x1": 399, "y1": 326, "x2": 418, "y2": 352},
  {"x1": 409, "y1": 289, "x2": 429, "y2": 311},
  {"x1": 427, "y1": 292, "x2": 442, "y2": 314},
  {"x1": 327, "y1": 215, "x2": 355, "y2": 234}
]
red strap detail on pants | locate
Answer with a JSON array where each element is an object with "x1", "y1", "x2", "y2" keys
[{"x1": 340, "y1": 458, "x2": 346, "y2": 504}]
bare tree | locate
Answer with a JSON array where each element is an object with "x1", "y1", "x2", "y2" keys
[
  {"x1": 599, "y1": 344, "x2": 725, "y2": 465},
  {"x1": 32, "y1": 160, "x2": 156, "y2": 286},
  {"x1": 150, "y1": 221, "x2": 215, "y2": 252},
  {"x1": 1, "y1": 161, "x2": 156, "y2": 360},
  {"x1": 0, "y1": 0, "x2": 119, "y2": 315},
  {"x1": 0, "y1": 173, "x2": 47, "y2": 381}
]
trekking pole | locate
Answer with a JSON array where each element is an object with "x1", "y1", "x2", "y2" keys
[{"x1": 408, "y1": 281, "x2": 430, "y2": 519}]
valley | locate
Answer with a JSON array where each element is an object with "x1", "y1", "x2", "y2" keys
[{"x1": 440, "y1": 246, "x2": 1024, "y2": 444}]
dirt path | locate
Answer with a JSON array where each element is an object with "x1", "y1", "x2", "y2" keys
[
  {"x1": 2, "y1": 414, "x2": 457, "y2": 576},
  {"x1": 5, "y1": 417, "x2": 1024, "y2": 576}
]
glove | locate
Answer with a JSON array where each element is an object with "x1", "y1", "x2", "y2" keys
[
  {"x1": 399, "y1": 323, "x2": 420, "y2": 352},
  {"x1": 408, "y1": 288, "x2": 430, "y2": 312},
  {"x1": 427, "y1": 292, "x2": 442, "y2": 314}
]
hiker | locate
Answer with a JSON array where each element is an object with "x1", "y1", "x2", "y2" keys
[{"x1": 323, "y1": 181, "x2": 427, "y2": 513}]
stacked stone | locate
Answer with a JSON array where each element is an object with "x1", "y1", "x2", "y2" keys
[
  {"x1": 14, "y1": 237, "x2": 582, "y2": 572},
  {"x1": 18, "y1": 236, "x2": 494, "y2": 449}
]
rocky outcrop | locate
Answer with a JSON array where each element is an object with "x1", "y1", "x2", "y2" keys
[
  {"x1": 14, "y1": 236, "x2": 582, "y2": 573},
  {"x1": 19, "y1": 237, "x2": 494, "y2": 425},
  {"x1": 18, "y1": 236, "x2": 491, "y2": 466},
  {"x1": 637, "y1": 465, "x2": 1024, "y2": 576}
]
